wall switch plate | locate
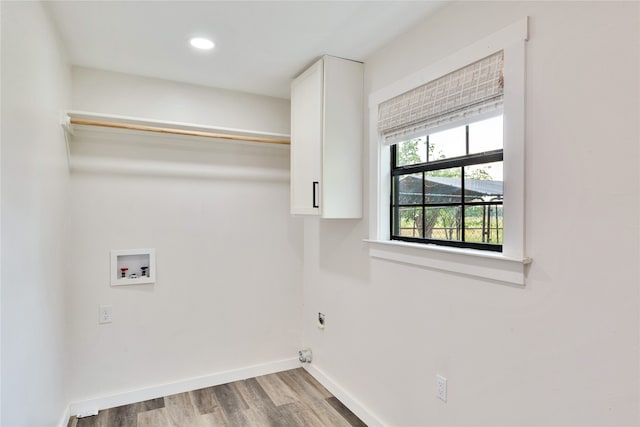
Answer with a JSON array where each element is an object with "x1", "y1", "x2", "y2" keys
[
  {"x1": 99, "y1": 305, "x2": 112, "y2": 324},
  {"x1": 436, "y1": 374, "x2": 447, "y2": 402}
]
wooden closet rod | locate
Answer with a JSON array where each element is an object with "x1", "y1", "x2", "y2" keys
[{"x1": 69, "y1": 118, "x2": 290, "y2": 145}]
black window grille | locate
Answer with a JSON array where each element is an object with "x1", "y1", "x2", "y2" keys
[{"x1": 390, "y1": 116, "x2": 504, "y2": 252}]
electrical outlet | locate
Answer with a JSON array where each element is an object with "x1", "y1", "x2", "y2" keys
[
  {"x1": 99, "y1": 305, "x2": 112, "y2": 324},
  {"x1": 436, "y1": 374, "x2": 447, "y2": 402}
]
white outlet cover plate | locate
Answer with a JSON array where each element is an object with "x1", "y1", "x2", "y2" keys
[{"x1": 99, "y1": 305, "x2": 112, "y2": 324}]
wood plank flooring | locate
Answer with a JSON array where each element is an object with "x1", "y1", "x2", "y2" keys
[{"x1": 67, "y1": 368, "x2": 366, "y2": 427}]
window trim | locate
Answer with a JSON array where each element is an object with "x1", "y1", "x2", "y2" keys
[{"x1": 366, "y1": 17, "x2": 530, "y2": 285}]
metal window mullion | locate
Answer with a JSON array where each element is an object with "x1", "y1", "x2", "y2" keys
[
  {"x1": 391, "y1": 150, "x2": 503, "y2": 176},
  {"x1": 422, "y1": 171, "x2": 426, "y2": 238},
  {"x1": 482, "y1": 205, "x2": 487, "y2": 243},
  {"x1": 426, "y1": 135, "x2": 430, "y2": 162},
  {"x1": 487, "y1": 204, "x2": 492, "y2": 243},
  {"x1": 397, "y1": 202, "x2": 466, "y2": 208},
  {"x1": 461, "y1": 124, "x2": 469, "y2": 243},
  {"x1": 465, "y1": 124, "x2": 470, "y2": 155},
  {"x1": 392, "y1": 235, "x2": 503, "y2": 252},
  {"x1": 495, "y1": 204, "x2": 500, "y2": 243},
  {"x1": 461, "y1": 165, "x2": 465, "y2": 242},
  {"x1": 391, "y1": 145, "x2": 397, "y2": 237}
]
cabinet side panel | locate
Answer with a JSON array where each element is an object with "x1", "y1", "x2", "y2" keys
[
  {"x1": 291, "y1": 59, "x2": 323, "y2": 215},
  {"x1": 322, "y1": 57, "x2": 363, "y2": 218}
]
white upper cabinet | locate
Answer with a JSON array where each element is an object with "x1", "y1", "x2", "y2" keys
[{"x1": 290, "y1": 55, "x2": 363, "y2": 218}]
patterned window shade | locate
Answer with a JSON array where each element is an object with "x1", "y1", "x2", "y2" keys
[{"x1": 378, "y1": 51, "x2": 504, "y2": 145}]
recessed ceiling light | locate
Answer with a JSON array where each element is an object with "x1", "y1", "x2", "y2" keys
[{"x1": 189, "y1": 37, "x2": 214, "y2": 50}]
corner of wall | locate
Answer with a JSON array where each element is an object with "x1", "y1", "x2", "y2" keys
[{"x1": 1, "y1": 1, "x2": 73, "y2": 425}]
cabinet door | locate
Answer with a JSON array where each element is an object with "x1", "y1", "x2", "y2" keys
[
  {"x1": 290, "y1": 59, "x2": 323, "y2": 215},
  {"x1": 322, "y1": 56, "x2": 363, "y2": 218}
]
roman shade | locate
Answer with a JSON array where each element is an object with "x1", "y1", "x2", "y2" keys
[{"x1": 378, "y1": 51, "x2": 504, "y2": 145}]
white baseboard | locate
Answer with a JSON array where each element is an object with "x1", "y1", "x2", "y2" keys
[
  {"x1": 68, "y1": 358, "x2": 300, "y2": 420},
  {"x1": 57, "y1": 403, "x2": 71, "y2": 427},
  {"x1": 304, "y1": 364, "x2": 386, "y2": 427}
]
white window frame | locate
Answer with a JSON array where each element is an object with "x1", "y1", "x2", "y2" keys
[{"x1": 366, "y1": 18, "x2": 531, "y2": 285}]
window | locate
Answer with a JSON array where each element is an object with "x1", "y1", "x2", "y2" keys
[
  {"x1": 366, "y1": 18, "x2": 529, "y2": 284},
  {"x1": 380, "y1": 50, "x2": 506, "y2": 252},
  {"x1": 391, "y1": 115, "x2": 504, "y2": 251}
]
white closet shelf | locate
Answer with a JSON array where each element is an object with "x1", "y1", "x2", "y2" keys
[{"x1": 62, "y1": 111, "x2": 291, "y2": 145}]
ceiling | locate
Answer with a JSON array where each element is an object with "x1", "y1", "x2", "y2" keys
[{"x1": 45, "y1": 1, "x2": 446, "y2": 99}]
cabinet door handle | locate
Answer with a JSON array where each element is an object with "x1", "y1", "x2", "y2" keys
[{"x1": 312, "y1": 181, "x2": 319, "y2": 208}]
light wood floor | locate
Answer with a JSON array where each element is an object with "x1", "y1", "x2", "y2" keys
[{"x1": 68, "y1": 368, "x2": 366, "y2": 427}]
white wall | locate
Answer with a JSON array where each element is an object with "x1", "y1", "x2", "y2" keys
[
  {"x1": 303, "y1": 1, "x2": 640, "y2": 426},
  {"x1": 1, "y1": 2, "x2": 72, "y2": 426},
  {"x1": 72, "y1": 67, "x2": 290, "y2": 135},
  {"x1": 66, "y1": 70, "x2": 303, "y2": 403}
]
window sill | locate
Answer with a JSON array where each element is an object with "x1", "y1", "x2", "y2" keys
[{"x1": 364, "y1": 239, "x2": 531, "y2": 285}]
